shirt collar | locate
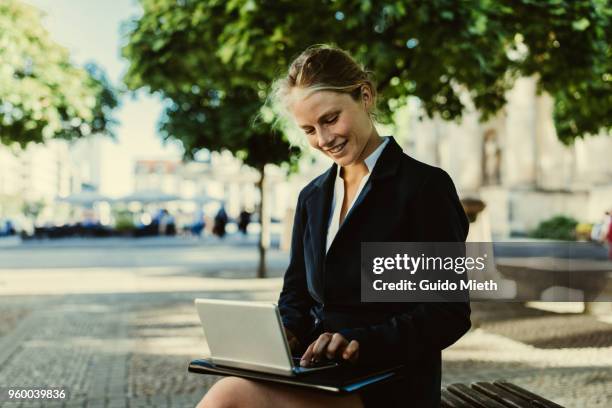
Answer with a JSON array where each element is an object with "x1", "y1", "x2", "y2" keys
[
  {"x1": 364, "y1": 136, "x2": 390, "y2": 173},
  {"x1": 336, "y1": 136, "x2": 390, "y2": 179}
]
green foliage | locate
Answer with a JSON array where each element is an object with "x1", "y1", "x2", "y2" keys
[
  {"x1": 113, "y1": 209, "x2": 135, "y2": 232},
  {"x1": 115, "y1": 218, "x2": 135, "y2": 232},
  {"x1": 123, "y1": 0, "x2": 610, "y2": 150},
  {"x1": 159, "y1": 86, "x2": 300, "y2": 170},
  {"x1": 529, "y1": 215, "x2": 579, "y2": 241},
  {"x1": 123, "y1": 0, "x2": 299, "y2": 169},
  {"x1": 0, "y1": 0, "x2": 118, "y2": 147}
]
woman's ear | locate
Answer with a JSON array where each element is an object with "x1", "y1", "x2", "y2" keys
[
  {"x1": 361, "y1": 85, "x2": 375, "y2": 115},
  {"x1": 361, "y1": 86, "x2": 371, "y2": 109}
]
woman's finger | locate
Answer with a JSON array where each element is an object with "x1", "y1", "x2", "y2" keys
[
  {"x1": 300, "y1": 342, "x2": 315, "y2": 367},
  {"x1": 326, "y1": 333, "x2": 348, "y2": 359},
  {"x1": 311, "y1": 332, "x2": 332, "y2": 362},
  {"x1": 342, "y1": 340, "x2": 360, "y2": 363}
]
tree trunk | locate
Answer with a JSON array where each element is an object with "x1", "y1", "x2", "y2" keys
[{"x1": 256, "y1": 165, "x2": 270, "y2": 278}]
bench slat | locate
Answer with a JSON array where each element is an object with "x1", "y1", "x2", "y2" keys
[
  {"x1": 473, "y1": 382, "x2": 545, "y2": 408},
  {"x1": 447, "y1": 383, "x2": 508, "y2": 408},
  {"x1": 493, "y1": 381, "x2": 565, "y2": 408},
  {"x1": 441, "y1": 389, "x2": 474, "y2": 408}
]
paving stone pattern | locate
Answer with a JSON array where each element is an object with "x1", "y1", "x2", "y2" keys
[
  {"x1": 0, "y1": 296, "x2": 131, "y2": 408},
  {"x1": 1, "y1": 296, "x2": 611, "y2": 407},
  {"x1": 0, "y1": 240, "x2": 610, "y2": 407}
]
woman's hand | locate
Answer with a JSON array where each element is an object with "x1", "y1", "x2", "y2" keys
[
  {"x1": 300, "y1": 332, "x2": 359, "y2": 367},
  {"x1": 284, "y1": 327, "x2": 301, "y2": 353}
]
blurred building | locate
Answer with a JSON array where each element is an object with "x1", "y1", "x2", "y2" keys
[
  {"x1": 0, "y1": 140, "x2": 71, "y2": 223},
  {"x1": 69, "y1": 135, "x2": 105, "y2": 194},
  {"x1": 132, "y1": 151, "x2": 289, "y2": 220},
  {"x1": 405, "y1": 76, "x2": 612, "y2": 237},
  {"x1": 0, "y1": 146, "x2": 22, "y2": 216},
  {"x1": 0, "y1": 135, "x2": 105, "y2": 224},
  {"x1": 134, "y1": 159, "x2": 181, "y2": 194}
]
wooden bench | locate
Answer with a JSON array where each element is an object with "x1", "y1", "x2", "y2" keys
[{"x1": 441, "y1": 381, "x2": 564, "y2": 407}]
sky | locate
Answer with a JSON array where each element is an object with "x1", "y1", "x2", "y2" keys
[{"x1": 24, "y1": 0, "x2": 184, "y2": 197}]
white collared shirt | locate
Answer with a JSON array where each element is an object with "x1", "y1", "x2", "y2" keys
[{"x1": 325, "y1": 136, "x2": 390, "y2": 253}]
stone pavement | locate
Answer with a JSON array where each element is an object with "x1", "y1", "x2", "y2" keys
[
  {"x1": 443, "y1": 303, "x2": 612, "y2": 407},
  {"x1": 0, "y1": 238, "x2": 611, "y2": 407},
  {"x1": 0, "y1": 289, "x2": 283, "y2": 408}
]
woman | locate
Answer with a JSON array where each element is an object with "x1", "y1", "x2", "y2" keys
[{"x1": 197, "y1": 45, "x2": 471, "y2": 408}]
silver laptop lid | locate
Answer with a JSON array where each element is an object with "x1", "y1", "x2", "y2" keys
[{"x1": 194, "y1": 298, "x2": 294, "y2": 376}]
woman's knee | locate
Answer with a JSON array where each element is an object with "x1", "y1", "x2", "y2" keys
[{"x1": 196, "y1": 377, "x2": 266, "y2": 408}]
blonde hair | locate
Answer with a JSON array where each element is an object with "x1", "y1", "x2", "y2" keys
[{"x1": 268, "y1": 44, "x2": 378, "y2": 148}]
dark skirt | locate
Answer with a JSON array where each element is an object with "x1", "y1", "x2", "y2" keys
[
  {"x1": 360, "y1": 381, "x2": 405, "y2": 408},
  {"x1": 358, "y1": 364, "x2": 441, "y2": 408}
]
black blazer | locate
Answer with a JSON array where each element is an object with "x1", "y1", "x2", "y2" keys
[{"x1": 278, "y1": 136, "x2": 471, "y2": 407}]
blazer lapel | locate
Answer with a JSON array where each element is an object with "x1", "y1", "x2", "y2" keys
[
  {"x1": 304, "y1": 164, "x2": 336, "y2": 299},
  {"x1": 303, "y1": 137, "x2": 404, "y2": 298},
  {"x1": 327, "y1": 137, "x2": 403, "y2": 256}
]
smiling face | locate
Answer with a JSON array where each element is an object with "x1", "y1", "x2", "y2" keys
[{"x1": 288, "y1": 87, "x2": 379, "y2": 168}]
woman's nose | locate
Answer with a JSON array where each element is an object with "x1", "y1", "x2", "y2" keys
[{"x1": 317, "y1": 129, "x2": 334, "y2": 149}]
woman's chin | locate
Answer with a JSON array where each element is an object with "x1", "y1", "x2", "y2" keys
[
  {"x1": 335, "y1": 157, "x2": 358, "y2": 168},
  {"x1": 328, "y1": 150, "x2": 355, "y2": 166},
  {"x1": 330, "y1": 154, "x2": 348, "y2": 165}
]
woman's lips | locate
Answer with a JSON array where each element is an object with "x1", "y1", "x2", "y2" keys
[{"x1": 329, "y1": 141, "x2": 347, "y2": 155}]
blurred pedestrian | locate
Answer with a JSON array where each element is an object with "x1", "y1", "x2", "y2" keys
[
  {"x1": 158, "y1": 209, "x2": 170, "y2": 235},
  {"x1": 1, "y1": 219, "x2": 16, "y2": 236},
  {"x1": 191, "y1": 208, "x2": 206, "y2": 238},
  {"x1": 213, "y1": 205, "x2": 228, "y2": 238},
  {"x1": 165, "y1": 211, "x2": 176, "y2": 236},
  {"x1": 237, "y1": 209, "x2": 251, "y2": 235}
]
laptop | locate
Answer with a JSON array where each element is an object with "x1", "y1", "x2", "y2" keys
[{"x1": 194, "y1": 298, "x2": 338, "y2": 376}]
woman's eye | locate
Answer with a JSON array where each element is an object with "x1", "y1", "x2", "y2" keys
[
  {"x1": 326, "y1": 115, "x2": 338, "y2": 124},
  {"x1": 304, "y1": 128, "x2": 315, "y2": 135}
]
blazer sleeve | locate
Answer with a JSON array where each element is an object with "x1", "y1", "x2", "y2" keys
[
  {"x1": 278, "y1": 190, "x2": 315, "y2": 346},
  {"x1": 338, "y1": 168, "x2": 472, "y2": 366}
]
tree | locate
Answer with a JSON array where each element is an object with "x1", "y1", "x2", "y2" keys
[
  {"x1": 0, "y1": 0, "x2": 118, "y2": 147},
  {"x1": 127, "y1": 0, "x2": 609, "y2": 142},
  {"x1": 159, "y1": 86, "x2": 300, "y2": 277},
  {"x1": 123, "y1": 0, "x2": 610, "y2": 274},
  {"x1": 124, "y1": 0, "x2": 302, "y2": 277}
]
